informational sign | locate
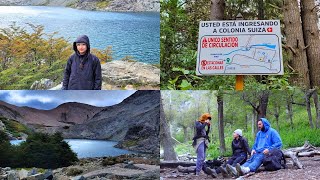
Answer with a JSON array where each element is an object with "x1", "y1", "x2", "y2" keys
[{"x1": 196, "y1": 20, "x2": 283, "y2": 75}]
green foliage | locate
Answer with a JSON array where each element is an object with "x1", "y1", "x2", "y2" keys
[
  {"x1": 120, "y1": 55, "x2": 137, "y2": 62},
  {"x1": 96, "y1": 0, "x2": 110, "y2": 9},
  {"x1": 0, "y1": 23, "x2": 116, "y2": 89},
  {"x1": 0, "y1": 131, "x2": 78, "y2": 169},
  {"x1": 1, "y1": 117, "x2": 32, "y2": 137},
  {"x1": 66, "y1": 168, "x2": 83, "y2": 176}
]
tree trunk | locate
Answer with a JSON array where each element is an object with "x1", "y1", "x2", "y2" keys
[
  {"x1": 257, "y1": 91, "x2": 269, "y2": 121},
  {"x1": 305, "y1": 90, "x2": 315, "y2": 128},
  {"x1": 257, "y1": 0, "x2": 264, "y2": 20},
  {"x1": 217, "y1": 93, "x2": 226, "y2": 154},
  {"x1": 301, "y1": 0, "x2": 320, "y2": 88},
  {"x1": 182, "y1": 126, "x2": 188, "y2": 143},
  {"x1": 274, "y1": 105, "x2": 280, "y2": 131},
  {"x1": 210, "y1": 0, "x2": 225, "y2": 20},
  {"x1": 283, "y1": 0, "x2": 310, "y2": 88},
  {"x1": 252, "y1": 108, "x2": 257, "y2": 138},
  {"x1": 286, "y1": 94, "x2": 294, "y2": 130},
  {"x1": 313, "y1": 91, "x2": 320, "y2": 129},
  {"x1": 160, "y1": 95, "x2": 178, "y2": 161},
  {"x1": 245, "y1": 114, "x2": 249, "y2": 131}
]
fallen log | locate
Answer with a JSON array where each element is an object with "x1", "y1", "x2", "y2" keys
[
  {"x1": 177, "y1": 165, "x2": 195, "y2": 173},
  {"x1": 160, "y1": 161, "x2": 196, "y2": 168},
  {"x1": 283, "y1": 150, "x2": 304, "y2": 169},
  {"x1": 178, "y1": 154, "x2": 197, "y2": 161},
  {"x1": 297, "y1": 151, "x2": 320, "y2": 157},
  {"x1": 286, "y1": 141, "x2": 316, "y2": 152},
  {"x1": 282, "y1": 141, "x2": 320, "y2": 169}
]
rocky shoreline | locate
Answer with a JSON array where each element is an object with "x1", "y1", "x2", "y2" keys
[
  {"x1": 0, "y1": 154, "x2": 160, "y2": 180},
  {"x1": 0, "y1": 0, "x2": 160, "y2": 12},
  {"x1": 32, "y1": 61, "x2": 160, "y2": 90}
]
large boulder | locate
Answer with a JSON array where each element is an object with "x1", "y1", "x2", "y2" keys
[
  {"x1": 18, "y1": 169, "x2": 29, "y2": 179},
  {"x1": 30, "y1": 79, "x2": 54, "y2": 90},
  {"x1": 7, "y1": 170, "x2": 18, "y2": 180},
  {"x1": 101, "y1": 61, "x2": 160, "y2": 89},
  {"x1": 24, "y1": 173, "x2": 45, "y2": 180}
]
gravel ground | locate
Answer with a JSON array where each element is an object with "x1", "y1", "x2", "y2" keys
[{"x1": 161, "y1": 156, "x2": 320, "y2": 180}]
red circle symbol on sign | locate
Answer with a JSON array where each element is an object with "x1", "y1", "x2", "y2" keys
[{"x1": 201, "y1": 60, "x2": 207, "y2": 67}]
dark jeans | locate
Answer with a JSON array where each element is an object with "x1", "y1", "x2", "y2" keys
[{"x1": 216, "y1": 154, "x2": 247, "y2": 173}]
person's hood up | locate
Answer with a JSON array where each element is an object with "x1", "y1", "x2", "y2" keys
[
  {"x1": 73, "y1": 35, "x2": 90, "y2": 55},
  {"x1": 260, "y1": 118, "x2": 270, "y2": 132}
]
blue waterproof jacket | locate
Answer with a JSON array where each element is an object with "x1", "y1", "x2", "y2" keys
[
  {"x1": 62, "y1": 35, "x2": 102, "y2": 90},
  {"x1": 252, "y1": 118, "x2": 282, "y2": 153}
]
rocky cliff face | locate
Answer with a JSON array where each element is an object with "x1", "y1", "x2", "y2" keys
[
  {"x1": 0, "y1": 0, "x2": 160, "y2": 12},
  {"x1": 61, "y1": 90, "x2": 160, "y2": 154}
]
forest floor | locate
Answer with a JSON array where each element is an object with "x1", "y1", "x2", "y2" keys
[{"x1": 160, "y1": 156, "x2": 320, "y2": 180}]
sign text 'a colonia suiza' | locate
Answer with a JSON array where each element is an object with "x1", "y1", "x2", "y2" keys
[{"x1": 196, "y1": 20, "x2": 283, "y2": 75}]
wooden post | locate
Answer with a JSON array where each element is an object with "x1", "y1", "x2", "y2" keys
[
  {"x1": 235, "y1": 13, "x2": 244, "y2": 91},
  {"x1": 236, "y1": 75, "x2": 244, "y2": 90}
]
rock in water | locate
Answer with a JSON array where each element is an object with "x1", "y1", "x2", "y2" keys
[{"x1": 30, "y1": 79, "x2": 54, "y2": 90}]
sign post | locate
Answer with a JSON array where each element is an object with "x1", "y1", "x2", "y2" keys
[{"x1": 196, "y1": 19, "x2": 283, "y2": 90}]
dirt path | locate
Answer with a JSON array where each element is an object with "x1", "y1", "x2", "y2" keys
[{"x1": 160, "y1": 157, "x2": 320, "y2": 180}]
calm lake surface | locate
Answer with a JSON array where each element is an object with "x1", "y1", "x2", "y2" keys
[
  {"x1": 10, "y1": 139, "x2": 135, "y2": 158},
  {"x1": 0, "y1": 6, "x2": 160, "y2": 64}
]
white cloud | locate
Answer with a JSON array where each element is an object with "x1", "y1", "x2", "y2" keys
[{"x1": 7, "y1": 91, "x2": 54, "y2": 104}]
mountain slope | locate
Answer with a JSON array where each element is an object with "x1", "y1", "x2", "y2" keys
[
  {"x1": 62, "y1": 90, "x2": 160, "y2": 153},
  {"x1": 0, "y1": 101, "x2": 104, "y2": 127}
]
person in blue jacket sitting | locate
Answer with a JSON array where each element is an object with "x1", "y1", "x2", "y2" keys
[{"x1": 226, "y1": 118, "x2": 282, "y2": 177}]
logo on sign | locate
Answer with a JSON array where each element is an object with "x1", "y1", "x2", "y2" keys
[{"x1": 201, "y1": 60, "x2": 207, "y2": 67}]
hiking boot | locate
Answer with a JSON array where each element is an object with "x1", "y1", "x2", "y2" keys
[
  {"x1": 226, "y1": 164, "x2": 238, "y2": 177},
  {"x1": 236, "y1": 163, "x2": 250, "y2": 176},
  {"x1": 205, "y1": 167, "x2": 218, "y2": 178},
  {"x1": 218, "y1": 166, "x2": 229, "y2": 178}
]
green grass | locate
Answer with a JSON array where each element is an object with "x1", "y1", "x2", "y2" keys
[{"x1": 0, "y1": 117, "x2": 32, "y2": 137}]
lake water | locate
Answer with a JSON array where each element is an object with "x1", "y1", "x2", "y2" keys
[
  {"x1": 10, "y1": 139, "x2": 135, "y2": 158},
  {"x1": 0, "y1": 6, "x2": 160, "y2": 64}
]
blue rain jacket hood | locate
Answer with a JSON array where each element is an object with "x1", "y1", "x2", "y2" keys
[
  {"x1": 62, "y1": 35, "x2": 102, "y2": 90},
  {"x1": 252, "y1": 118, "x2": 282, "y2": 153}
]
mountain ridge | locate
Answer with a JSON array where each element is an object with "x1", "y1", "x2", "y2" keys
[{"x1": 0, "y1": 0, "x2": 160, "y2": 12}]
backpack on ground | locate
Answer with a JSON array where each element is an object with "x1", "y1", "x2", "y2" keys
[{"x1": 262, "y1": 148, "x2": 286, "y2": 171}]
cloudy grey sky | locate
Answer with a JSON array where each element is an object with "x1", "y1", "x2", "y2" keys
[{"x1": 0, "y1": 91, "x2": 136, "y2": 110}]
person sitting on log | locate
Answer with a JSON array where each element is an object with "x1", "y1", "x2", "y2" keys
[
  {"x1": 226, "y1": 118, "x2": 282, "y2": 177},
  {"x1": 205, "y1": 129, "x2": 251, "y2": 178},
  {"x1": 192, "y1": 113, "x2": 212, "y2": 176}
]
